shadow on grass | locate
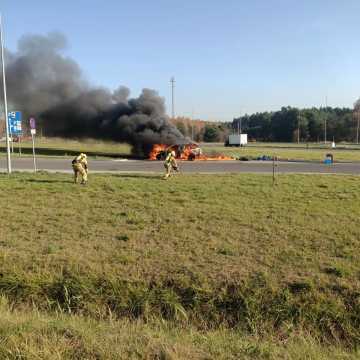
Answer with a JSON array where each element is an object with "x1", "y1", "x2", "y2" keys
[
  {"x1": 26, "y1": 179, "x2": 73, "y2": 184},
  {"x1": 0, "y1": 146, "x2": 141, "y2": 159},
  {"x1": 111, "y1": 174, "x2": 163, "y2": 180}
]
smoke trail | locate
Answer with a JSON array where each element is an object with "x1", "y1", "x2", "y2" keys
[{"x1": 4, "y1": 32, "x2": 184, "y2": 156}]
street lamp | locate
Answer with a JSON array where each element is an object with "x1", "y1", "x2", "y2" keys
[
  {"x1": 0, "y1": 14, "x2": 11, "y2": 173},
  {"x1": 170, "y1": 77, "x2": 175, "y2": 119}
]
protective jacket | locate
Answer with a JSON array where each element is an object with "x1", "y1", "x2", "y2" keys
[
  {"x1": 72, "y1": 154, "x2": 88, "y2": 170},
  {"x1": 165, "y1": 152, "x2": 174, "y2": 164},
  {"x1": 72, "y1": 153, "x2": 88, "y2": 184}
]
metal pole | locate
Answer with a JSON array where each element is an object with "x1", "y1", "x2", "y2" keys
[
  {"x1": 324, "y1": 117, "x2": 327, "y2": 144},
  {"x1": 297, "y1": 113, "x2": 300, "y2": 144},
  {"x1": 0, "y1": 14, "x2": 11, "y2": 173},
  {"x1": 31, "y1": 133, "x2": 37, "y2": 172},
  {"x1": 272, "y1": 155, "x2": 276, "y2": 186},
  {"x1": 238, "y1": 109, "x2": 242, "y2": 135},
  {"x1": 191, "y1": 109, "x2": 194, "y2": 141},
  {"x1": 324, "y1": 96, "x2": 327, "y2": 144},
  {"x1": 357, "y1": 112, "x2": 359, "y2": 145},
  {"x1": 170, "y1": 77, "x2": 175, "y2": 119}
]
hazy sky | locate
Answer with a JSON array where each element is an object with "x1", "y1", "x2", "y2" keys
[{"x1": 2, "y1": 0, "x2": 360, "y2": 121}]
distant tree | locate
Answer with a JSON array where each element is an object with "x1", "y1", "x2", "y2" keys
[
  {"x1": 203, "y1": 125, "x2": 220, "y2": 142},
  {"x1": 295, "y1": 112, "x2": 309, "y2": 141},
  {"x1": 271, "y1": 107, "x2": 297, "y2": 142},
  {"x1": 304, "y1": 109, "x2": 321, "y2": 141},
  {"x1": 332, "y1": 112, "x2": 353, "y2": 141},
  {"x1": 217, "y1": 124, "x2": 229, "y2": 142},
  {"x1": 196, "y1": 126, "x2": 205, "y2": 142},
  {"x1": 175, "y1": 122, "x2": 187, "y2": 137},
  {"x1": 187, "y1": 123, "x2": 194, "y2": 140}
]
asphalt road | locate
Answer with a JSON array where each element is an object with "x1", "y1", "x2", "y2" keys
[{"x1": 0, "y1": 157, "x2": 360, "y2": 174}]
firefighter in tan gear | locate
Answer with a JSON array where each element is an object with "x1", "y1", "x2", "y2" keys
[
  {"x1": 163, "y1": 150, "x2": 178, "y2": 179},
  {"x1": 72, "y1": 153, "x2": 88, "y2": 184}
]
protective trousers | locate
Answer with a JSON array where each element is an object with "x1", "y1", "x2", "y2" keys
[
  {"x1": 164, "y1": 163, "x2": 172, "y2": 179},
  {"x1": 73, "y1": 163, "x2": 88, "y2": 184}
]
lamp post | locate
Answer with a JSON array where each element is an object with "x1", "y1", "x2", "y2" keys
[
  {"x1": 0, "y1": 14, "x2": 11, "y2": 173},
  {"x1": 170, "y1": 77, "x2": 175, "y2": 119},
  {"x1": 324, "y1": 96, "x2": 328, "y2": 144}
]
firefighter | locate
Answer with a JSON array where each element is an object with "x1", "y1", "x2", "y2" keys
[
  {"x1": 72, "y1": 153, "x2": 88, "y2": 184},
  {"x1": 163, "y1": 150, "x2": 178, "y2": 179}
]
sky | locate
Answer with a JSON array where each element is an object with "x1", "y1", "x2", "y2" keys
[{"x1": 2, "y1": 0, "x2": 360, "y2": 121}]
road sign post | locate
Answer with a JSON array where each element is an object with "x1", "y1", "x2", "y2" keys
[
  {"x1": 8, "y1": 111, "x2": 22, "y2": 156},
  {"x1": 29, "y1": 117, "x2": 37, "y2": 172}
]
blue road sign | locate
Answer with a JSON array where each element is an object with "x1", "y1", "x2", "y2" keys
[{"x1": 8, "y1": 111, "x2": 22, "y2": 135}]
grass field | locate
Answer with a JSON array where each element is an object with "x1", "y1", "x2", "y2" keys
[
  {"x1": 1, "y1": 305, "x2": 359, "y2": 359},
  {"x1": 202, "y1": 143, "x2": 360, "y2": 162},
  {"x1": 3, "y1": 138, "x2": 360, "y2": 163},
  {"x1": 0, "y1": 172, "x2": 359, "y2": 358},
  {"x1": 0, "y1": 137, "x2": 132, "y2": 158}
]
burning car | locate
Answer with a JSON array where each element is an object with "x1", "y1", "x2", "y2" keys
[
  {"x1": 149, "y1": 141, "x2": 203, "y2": 161},
  {"x1": 149, "y1": 141, "x2": 234, "y2": 161}
]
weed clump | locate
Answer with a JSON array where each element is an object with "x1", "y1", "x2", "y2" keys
[
  {"x1": 116, "y1": 235, "x2": 129, "y2": 242},
  {"x1": 324, "y1": 267, "x2": 344, "y2": 277}
]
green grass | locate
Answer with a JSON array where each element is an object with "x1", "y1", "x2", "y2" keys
[
  {"x1": 0, "y1": 137, "x2": 132, "y2": 158},
  {"x1": 0, "y1": 300, "x2": 358, "y2": 359},
  {"x1": 202, "y1": 143, "x2": 360, "y2": 162},
  {"x1": 3, "y1": 137, "x2": 360, "y2": 162},
  {"x1": 0, "y1": 172, "x2": 359, "y2": 358}
]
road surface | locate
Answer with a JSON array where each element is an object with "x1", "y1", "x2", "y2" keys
[{"x1": 0, "y1": 157, "x2": 360, "y2": 174}]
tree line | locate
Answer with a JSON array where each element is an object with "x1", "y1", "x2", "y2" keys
[
  {"x1": 171, "y1": 117, "x2": 229, "y2": 143},
  {"x1": 173, "y1": 106, "x2": 360, "y2": 143},
  {"x1": 232, "y1": 107, "x2": 356, "y2": 142}
]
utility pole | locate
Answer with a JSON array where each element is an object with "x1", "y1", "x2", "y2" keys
[
  {"x1": 356, "y1": 111, "x2": 360, "y2": 145},
  {"x1": 324, "y1": 96, "x2": 328, "y2": 144},
  {"x1": 357, "y1": 112, "x2": 360, "y2": 145},
  {"x1": 191, "y1": 108, "x2": 194, "y2": 141},
  {"x1": 0, "y1": 14, "x2": 11, "y2": 173},
  {"x1": 297, "y1": 112, "x2": 300, "y2": 144},
  {"x1": 170, "y1": 77, "x2": 175, "y2": 119},
  {"x1": 239, "y1": 110, "x2": 242, "y2": 134}
]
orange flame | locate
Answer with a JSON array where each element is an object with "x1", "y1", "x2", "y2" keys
[
  {"x1": 149, "y1": 144, "x2": 168, "y2": 160},
  {"x1": 149, "y1": 144, "x2": 233, "y2": 161}
]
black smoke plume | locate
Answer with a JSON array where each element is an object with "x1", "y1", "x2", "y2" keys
[{"x1": 4, "y1": 32, "x2": 184, "y2": 156}]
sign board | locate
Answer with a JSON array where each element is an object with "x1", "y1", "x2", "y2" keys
[
  {"x1": 8, "y1": 111, "x2": 22, "y2": 135},
  {"x1": 30, "y1": 129, "x2": 36, "y2": 135},
  {"x1": 29, "y1": 117, "x2": 36, "y2": 130}
]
